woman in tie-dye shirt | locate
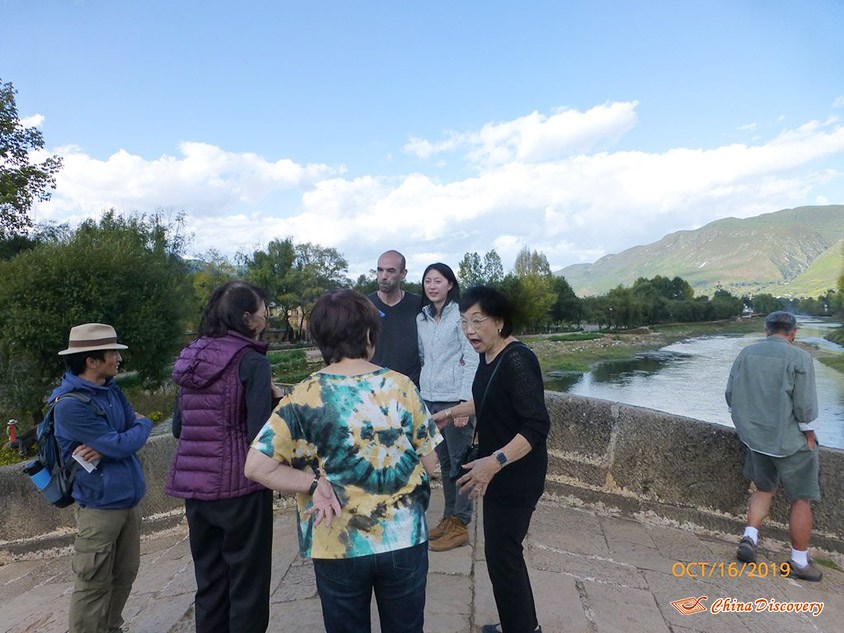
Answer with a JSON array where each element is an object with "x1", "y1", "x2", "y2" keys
[{"x1": 246, "y1": 289, "x2": 441, "y2": 633}]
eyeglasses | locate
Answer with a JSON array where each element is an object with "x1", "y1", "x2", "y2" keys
[{"x1": 460, "y1": 316, "x2": 490, "y2": 330}]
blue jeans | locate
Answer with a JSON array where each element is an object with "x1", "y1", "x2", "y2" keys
[
  {"x1": 427, "y1": 400, "x2": 475, "y2": 525},
  {"x1": 313, "y1": 542, "x2": 428, "y2": 633}
]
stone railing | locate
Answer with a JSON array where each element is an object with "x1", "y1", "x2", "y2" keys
[
  {"x1": 2, "y1": 392, "x2": 843, "y2": 555},
  {"x1": 543, "y1": 392, "x2": 844, "y2": 554}
]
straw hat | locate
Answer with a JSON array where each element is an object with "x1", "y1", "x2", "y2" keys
[{"x1": 58, "y1": 323, "x2": 129, "y2": 356}]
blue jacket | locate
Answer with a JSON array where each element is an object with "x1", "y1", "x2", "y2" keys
[{"x1": 51, "y1": 372, "x2": 152, "y2": 509}]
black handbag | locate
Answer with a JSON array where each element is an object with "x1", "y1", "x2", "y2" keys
[{"x1": 450, "y1": 343, "x2": 524, "y2": 481}]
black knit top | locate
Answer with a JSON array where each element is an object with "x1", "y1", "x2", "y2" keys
[{"x1": 472, "y1": 342, "x2": 549, "y2": 507}]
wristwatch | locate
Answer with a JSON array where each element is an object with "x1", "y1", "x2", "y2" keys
[
  {"x1": 493, "y1": 450, "x2": 507, "y2": 467},
  {"x1": 308, "y1": 475, "x2": 320, "y2": 496}
]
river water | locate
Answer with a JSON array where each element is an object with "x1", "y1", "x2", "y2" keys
[{"x1": 545, "y1": 318, "x2": 844, "y2": 449}]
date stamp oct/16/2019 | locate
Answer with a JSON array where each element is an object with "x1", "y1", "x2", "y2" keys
[{"x1": 671, "y1": 561, "x2": 791, "y2": 579}]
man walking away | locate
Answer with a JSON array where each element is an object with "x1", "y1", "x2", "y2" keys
[
  {"x1": 368, "y1": 250, "x2": 422, "y2": 385},
  {"x1": 725, "y1": 311, "x2": 821, "y2": 581},
  {"x1": 53, "y1": 323, "x2": 153, "y2": 632}
]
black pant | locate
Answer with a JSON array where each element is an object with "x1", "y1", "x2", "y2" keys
[
  {"x1": 483, "y1": 499, "x2": 539, "y2": 633},
  {"x1": 185, "y1": 489, "x2": 273, "y2": 633}
]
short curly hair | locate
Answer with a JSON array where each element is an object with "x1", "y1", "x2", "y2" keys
[{"x1": 309, "y1": 289, "x2": 382, "y2": 364}]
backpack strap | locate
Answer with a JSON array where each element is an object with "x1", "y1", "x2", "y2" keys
[{"x1": 50, "y1": 391, "x2": 108, "y2": 488}]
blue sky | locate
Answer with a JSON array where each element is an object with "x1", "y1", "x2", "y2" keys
[{"x1": 5, "y1": 0, "x2": 844, "y2": 279}]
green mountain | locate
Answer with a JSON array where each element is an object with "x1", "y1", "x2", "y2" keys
[{"x1": 558, "y1": 205, "x2": 844, "y2": 297}]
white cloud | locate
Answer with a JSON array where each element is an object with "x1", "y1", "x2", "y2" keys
[
  {"x1": 20, "y1": 114, "x2": 45, "y2": 128},
  {"x1": 403, "y1": 101, "x2": 639, "y2": 167},
  {"x1": 35, "y1": 142, "x2": 337, "y2": 225},
  {"x1": 834, "y1": 96, "x2": 844, "y2": 108},
  {"x1": 33, "y1": 107, "x2": 844, "y2": 278}
]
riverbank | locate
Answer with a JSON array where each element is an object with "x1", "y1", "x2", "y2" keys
[{"x1": 526, "y1": 318, "x2": 763, "y2": 376}]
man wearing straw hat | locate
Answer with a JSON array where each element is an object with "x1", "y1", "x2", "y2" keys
[{"x1": 52, "y1": 323, "x2": 152, "y2": 633}]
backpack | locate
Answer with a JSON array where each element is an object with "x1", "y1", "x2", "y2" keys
[{"x1": 23, "y1": 391, "x2": 106, "y2": 508}]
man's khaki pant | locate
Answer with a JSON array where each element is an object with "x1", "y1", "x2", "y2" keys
[{"x1": 69, "y1": 505, "x2": 141, "y2": 633}]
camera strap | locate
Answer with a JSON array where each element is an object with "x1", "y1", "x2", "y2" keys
[{"x1": 471, "y1": 342, "x2": 526, "y2": 445}]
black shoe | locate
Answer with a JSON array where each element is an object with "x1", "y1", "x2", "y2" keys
[
  {"x1": 736, "y1": 536, "x2": 757, "y2": 563},
  {"x1": 481, "y1": 626, "x2": 501, "y2": 633},
  {"x1": 788, "y1": 558, "x2": 823, "y2": 582}
]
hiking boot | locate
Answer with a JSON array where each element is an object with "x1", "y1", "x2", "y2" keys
[
  {"x1": 428, "y1": 517, "x2": 453, "y2": 541},
  {"x1": 787, "y1": 558, "x2": 823, "y2": 582},
  {"x1": 736, "y1": 536, "x2": 757, "y2": 563},
  {"x1": 429, "y1": 517, "x2": 469, "y2": 551}
]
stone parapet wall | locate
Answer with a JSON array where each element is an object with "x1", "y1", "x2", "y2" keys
[
  {"x1": 0, "y1": 434, "x2": 184, "y2": 555},
  {"x1": 543, "y1": 392, "x2": 844, "y2": 553},
  {"x1": 2, "y1": 393, "x2": 843, "y2": 554}
]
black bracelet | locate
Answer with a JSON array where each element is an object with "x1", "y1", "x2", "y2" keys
[{"x1": 308, "y1": 476, "x2": 320, "y2": 496}]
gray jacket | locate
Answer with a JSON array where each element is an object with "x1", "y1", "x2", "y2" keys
[
  {"x1": 725, "y1": 335, "x2": 818, "y2": 457},
  {"x1": 417, "y1": 301, "x2": 479, "y2": 402}
]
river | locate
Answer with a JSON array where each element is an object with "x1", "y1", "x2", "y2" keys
[{"x1": 545, "y1": 318, "x2": 844, "y2": 449}]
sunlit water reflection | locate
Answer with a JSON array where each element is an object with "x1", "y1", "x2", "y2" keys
[{"x1": 545, "y1": 318, "x2": 844, "y2": 449}]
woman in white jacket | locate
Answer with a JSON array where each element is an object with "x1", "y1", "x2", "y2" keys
[{"x1": 417, "y1": 262, "x2": 479, "y2": 551}]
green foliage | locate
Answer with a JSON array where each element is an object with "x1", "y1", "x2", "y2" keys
[
  {"x1": 189, "y1": 249, "x2": 239, "y2": 328},
  {"x1": 458, "y1": 251, "x2": 483, "y2": 287},
  {"x1": 352, "y1": 272, "x2": 377, "y2": 295},
  {"x1": 548, "y1": 333, "x2": 602, "y2": 342},
  {"x1": 747, "y1": 293, "x2": 784, "y2": 314},
  {"x1": 457, "y1": 249, "x2": 505, "y2": 288},
  {"x1": 242, "y1": 238, "x2": 349, "y2": 341},
  {"x1": 1, "y1": 80, "x2": 63, "y2": 237},
  {"x1": 267, "y1": 349, "x2": 314, "y2": 383},
  {"x1": 550, "y1": 276, "x2": 583, "y2": 325},
  {"x1": 0, "y1": 211, "x2": 192, "y2": 423}
]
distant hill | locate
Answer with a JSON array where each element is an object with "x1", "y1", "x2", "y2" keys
[{"x1": 558, "y1": 205, "x2": 844, "y2": 297}]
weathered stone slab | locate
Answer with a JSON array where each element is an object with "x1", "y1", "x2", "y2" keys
[
  {"x1": 529, "y1": 544, "x2": 649, "y2": 590},
  {"x1": 582, "y1": 580, "x2": 672, "y2": 633},
  {"x1": 600, "y1": 515, "x2": 658, "y2": 549},
  {"x1": 272, "y1": 560, "x2": 318, "y2": 602}
]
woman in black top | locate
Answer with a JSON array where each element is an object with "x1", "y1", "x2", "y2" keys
[{"x1": 432, "y1": 286, "x2": 548, "y2": 633}]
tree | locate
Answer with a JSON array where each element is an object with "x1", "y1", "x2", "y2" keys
[
  {"x1": 457, "y1": 252, "x2": 483, "y2": 287},
  {"x1": 502, "y1": 247, "x2": 556, "y2": 332},
  {"x1": 352, "y1": 273, "x2": 377, "y2": 295},
  {"x1": 749, "y1": 293, "x2": 783, "y2": 315},
  {"x1": 482, "y1": 250, "x2": 504, "y2": 285},
  {"x1": 513, "y1": 246, "x2": 552, "y2": 277},
  {"x1": 710, "y1": 288, "x2": 744, "y2": 319},
  {"x1": 458, "y1": 249, "x2": 505, "y2": 288},
  {"x1": 1, "y1": 80, "x2": 63, "y2": 237},
  {"x1": 289, "y1": 242, "x2": 349, "y2": 336},
  {"x1": 0, "y1": 211, "x2": 192, "y2": 423},
  {"x1": 242, "y1": 237, "x2": 298, "y2": 338},
  {"x1": 242, "y1": 238, "x2": 349, "y2": 341},
  {"x1": 189, "y1": 249, "x2": 239, "y2": 328},
  {"x1": 550, "y1": 276, "x2": 583, "y2": 325}
]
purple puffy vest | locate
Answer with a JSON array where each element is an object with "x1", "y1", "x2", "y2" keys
[{"x1": 165, "y1": 332, "x2": 268, "y2": 500}]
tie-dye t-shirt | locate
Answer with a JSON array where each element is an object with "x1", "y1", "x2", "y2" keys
[{"x1": 252, "y1": 367, "x2": 442, "y2": 559}]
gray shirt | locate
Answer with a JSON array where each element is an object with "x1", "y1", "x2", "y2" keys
[{"x1": 725, "y1": 335, "x2": 818, "y2": 457}]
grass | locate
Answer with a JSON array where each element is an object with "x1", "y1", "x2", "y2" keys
[
  {"x1": 815, "y1": 557, "x2": 844, "y2": 572},
  {"x1": 529, "y1": 318, "x2": 764, "y2": 376},
  {"x1": 0, "y1": 444, "x2": 25, "y2": 466},
  {"x1": 548, "y1": 333, "x2": 603, "y2": 342},
  {"x1": 533, "y1": 338, "x2": 654, "y2": 374},
  {"x1": 818, "y1": 355, "x2": 844, "y2": 373},
  {"x1": 268, "y1": 349, "x2": 319, "y2": 384}
]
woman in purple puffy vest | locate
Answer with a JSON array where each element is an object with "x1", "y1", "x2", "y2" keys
[{"x1": 166, "y1": 281, "x2": 282, "y2": 633}]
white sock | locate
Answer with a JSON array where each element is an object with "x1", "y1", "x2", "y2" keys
[
  {"x1": 791, "y1": 548, "x2": 809, "y2": 567},
  {"x1": 742, "y1": 527, "x2": 758, "y2": 545}
]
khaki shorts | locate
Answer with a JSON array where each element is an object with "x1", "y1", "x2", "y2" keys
[{"x1": 743, "y1": 445, "x2": 820, "y2": 501}]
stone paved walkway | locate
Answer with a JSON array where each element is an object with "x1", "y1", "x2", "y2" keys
[{"x1": 2, "y1": 492, "x2": 842, "y2": 633}]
